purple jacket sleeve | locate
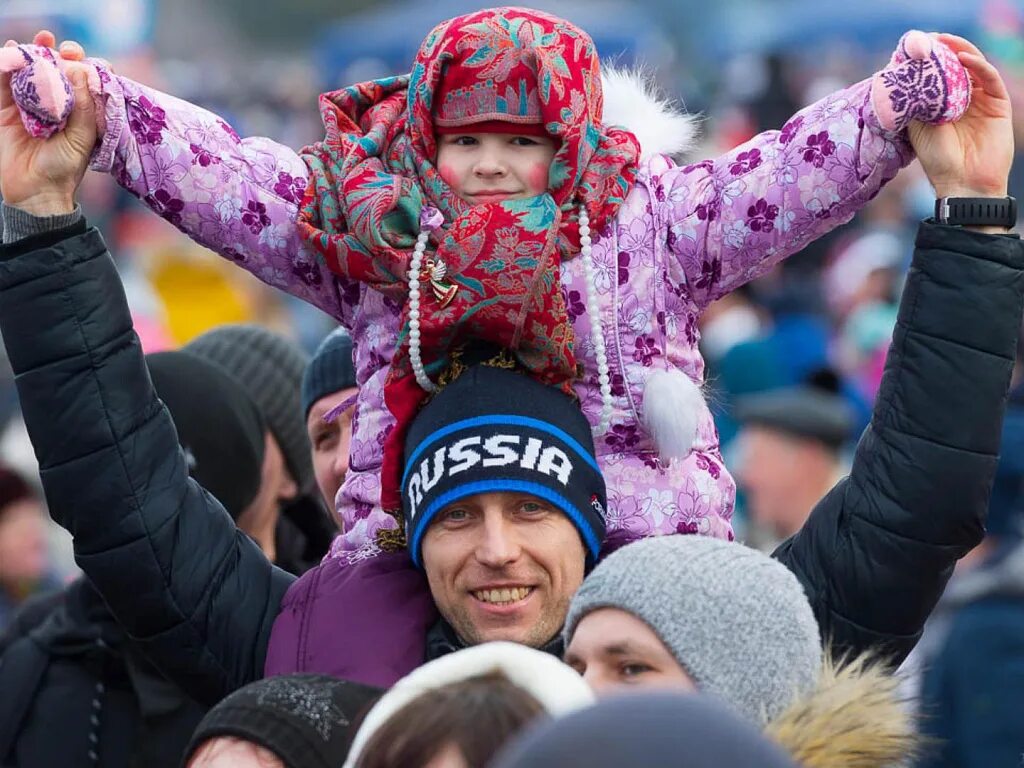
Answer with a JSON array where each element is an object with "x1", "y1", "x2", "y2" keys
[
  {"x1": 661, "y1": 77, "x2": 913, "y2": 309},
  {"x1": 88, "y1": 64, "x2": 355, "y2": 325}
]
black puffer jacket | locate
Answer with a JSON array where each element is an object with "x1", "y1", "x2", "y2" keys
[
  {"x1": 0, "y1": 221, "x2": 1019, "y2": 707},
  {"x1": 0, "y1": 223, "x2": 294, "y2": 707},
  {"x1": 778, "y1": 222, "x2": 1024, "y2": 660}
]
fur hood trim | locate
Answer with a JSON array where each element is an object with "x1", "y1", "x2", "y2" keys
[
  {"x1": 600, "y1": 66, "x2": 699, "y2": 162},
  {"x1": 765, "y1": 653, "x2": 921, "y2": 768}
]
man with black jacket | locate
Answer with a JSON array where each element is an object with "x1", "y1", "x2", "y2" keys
[{"x1": 0, "y1": 40, "x2": 1020, "y2": 710}]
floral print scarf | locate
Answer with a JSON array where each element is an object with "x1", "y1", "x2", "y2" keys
[{"x1": 297, "y1": 7, "x2": 640, "y2": 510}]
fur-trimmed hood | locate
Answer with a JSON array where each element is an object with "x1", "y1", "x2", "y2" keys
[
  {"x1": 765, "y1": 653, "x2": 921, "y2": 768},
  {"x1": 342, "y1": 642, "x2": 593, "y2": 768},
  {"x1": 600, "y1": 66, "x2": 699, "y2": 162}
]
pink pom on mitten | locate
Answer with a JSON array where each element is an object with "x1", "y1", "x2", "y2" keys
[
  {"x1": 0, "y1": 44, "x2": 106, "y2": 139},
  {"x1": 871, "y1": 30, "x2": 971, "y2": 132},
  {"x1": 0, "y1": 45, "x2": 72, "y2": 138}
]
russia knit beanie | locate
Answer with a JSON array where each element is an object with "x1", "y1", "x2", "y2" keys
[
  {"x1": 301, "y1": 327, "x2": 357, "y2": 418},
  {"x1": 185, "y1": 324, "x2": 313, "y2": 494},
  {"x1": 402, "y1": 363, "x2": 606, "y2": 568},
  {"x1": 146, "y1": 351, "x2": 265, "y2": 522},
  {"x1": 491, "y1": 692, "x2": 799, "y2": 768},
  {"x1": 564, "y1": 535, "x2": 822, "y2": 727},
  {"x1": 183, "y1": 674, "x2": 384, "y2": 768}
]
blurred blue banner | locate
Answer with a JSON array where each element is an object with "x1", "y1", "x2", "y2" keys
[
  {"x1": 706, "y1": 0, "x2": 983, "y2": 56},
  {"x1": 316, "y1": 0, "x2": 674, "y2": 84},
  {"x1": 0, "y1": 0, "x2": 154, "y2": 56}
]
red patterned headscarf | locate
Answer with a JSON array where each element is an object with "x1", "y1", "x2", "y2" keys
[{"x1": 298, "y1": 7, "x2": 640, "y2": 511}]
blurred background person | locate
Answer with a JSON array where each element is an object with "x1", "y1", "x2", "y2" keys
[
  {"x1": 0, "y1": 350, "x2": 272, "y2": 768},
  {"x1": 0, "y1": 465, "x2": 61, "y2": 629},
  {"x1": 911, "y1": 385, "x2": 1024, "y2": 768},
  {"x1": 301, "y1": 327, "x2": 359, "y2": 510},
  {"x1": 185, "y1": 324, "x2": 339, "y2": 574},
  {"x1": 732, "y1": 375, "x2": 854, "y2": 545},
  {"x1": 492, "y1": 693, "x2": 800, "y2": 768}
]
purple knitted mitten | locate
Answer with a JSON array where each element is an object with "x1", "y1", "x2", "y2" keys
[
  {"x1": 1, "y1": 44, "x2": 105, "y2": 139},
  {"x1": 871, "y1": 30, "x2": 971, "y2": 132}
]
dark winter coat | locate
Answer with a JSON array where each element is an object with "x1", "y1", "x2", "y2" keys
[
  {"x1": 0, "y1": 578, "x2": 207, "y2": 768},
  {"x1": 0, "y1": 220, "x2": 1019, "y2": 704},
  {"x1": 914, "y1": 540, "x2": 1024, "y2": 767}
]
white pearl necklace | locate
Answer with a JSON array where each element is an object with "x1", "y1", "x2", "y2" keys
[
  {"x1": 578, "y1": 205, "x2": 613, "y2": 434},
  {"x1": 406, "y1": 203, "x2": 614, "y2": 433},
  {"x1": 407, "y1": 220, "x2": 436, "y2": 393}
]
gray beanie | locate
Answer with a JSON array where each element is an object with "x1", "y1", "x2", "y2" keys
[
  {"x1": 564, "y1": 535, "x2": 821, "y2": 727},
  {"x1": 185, "y1": 324, "x2": 313, "y2": 494}
]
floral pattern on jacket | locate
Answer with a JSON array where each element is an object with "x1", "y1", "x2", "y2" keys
[{"x1": 87, "y1": 69, "x2": 912, "y2": 561}]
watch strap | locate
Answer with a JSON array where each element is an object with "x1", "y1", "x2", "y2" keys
[{"x1": 935, "y1": 196, "x2": 1017, "y2": 228}]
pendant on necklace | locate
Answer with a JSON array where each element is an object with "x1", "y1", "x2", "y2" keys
[{"x1": 426, "y1": 258, "x2": 458, "y2": 308}]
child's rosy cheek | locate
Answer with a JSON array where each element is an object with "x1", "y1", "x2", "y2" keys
[
  {"x1": 438, "y1": 163, "x2": 458, "y2": 188},
  {"x1": 526, "y1": 162, "x2": 550, "y2": 192}
]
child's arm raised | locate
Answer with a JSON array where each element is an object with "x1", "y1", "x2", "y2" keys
[
  {"x1": 3, "y1": 42, "x2": 356, "y2": 325},
  {"x1": 659, "y1": 31, "x2": 969, "y2": 310}
]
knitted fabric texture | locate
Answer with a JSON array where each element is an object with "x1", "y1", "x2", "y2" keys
[
  {"x1": 294, "y1": 7, "x2": 641, "y2": 513},
  {"x1": 146, "y1": 350, "x2": 266, "y2": 521},
  {"x1": 301, "y1": 327, "x2": 357, "y2": 418},
  {"x1": 1, "y1": 202, "x2": 83, "y2": 245},
  {"x1": 564, "y1": 535, "x2": 822, "y2": 727},
  {"x1": 403, "y1": 363, "x2": 606, "y2": 567},
  {"x1": 184, "y1": 674, "x2": 384, "y2": 768},
  {"x1": 185, "y1": 324, "x2": 313, "y2": 494},
  {"x1": 0, "y1": 43, "x2": 107, "y2": 139}
]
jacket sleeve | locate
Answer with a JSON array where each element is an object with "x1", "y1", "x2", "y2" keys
[
  {"x1": 0, "y1": 226, "x2": 295, "y2": 705},
  {"x1": 87, "y1": 63, "x2": 356, "y2": 326},
  {"x1": 773, "y1": 221, "x2": 1024, "y2": 664},
  {"x1": 660, "y1": 78, "x2": 913, "y2": 310}
]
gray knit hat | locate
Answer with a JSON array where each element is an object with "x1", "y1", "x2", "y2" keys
[
  {"x1": 564, "y1": 535, "x2": 822, "y2": 727},
  {"x1": 185, "y1": 324, "x2": 313, "y2": 494}
]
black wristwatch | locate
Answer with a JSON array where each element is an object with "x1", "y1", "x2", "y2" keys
[{"x1": 935, "y1": 196, "x2": 1017, "y2": 228}]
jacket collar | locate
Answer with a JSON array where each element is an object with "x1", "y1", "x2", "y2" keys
[{"x1": 425, "y1": 619, "x2": 565, "y2": 661}]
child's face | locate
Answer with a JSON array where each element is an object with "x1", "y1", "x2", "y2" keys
[{"x1": 436, "y1": 132, "x2": 556, "y2": 204}]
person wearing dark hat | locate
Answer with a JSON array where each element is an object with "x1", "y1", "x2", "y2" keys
[
  {"x1": 186, "y1": 324, "x2": 338, "y2": 574},
  {"x1": 302, "y1": 327, "x2": 359, "y2": 510},
  {"x1": 184, "y1": 675, "x2": 383, "y2": 768},
  {"x1": 0, "y1": 351, "x2": 270, "y2": 768},
  {"x1": 491, "y1": 693, "x2": 800, "y2": 768},
  {"x1": 734, "y1": 379, "x2": 853, "y2": 541}
]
